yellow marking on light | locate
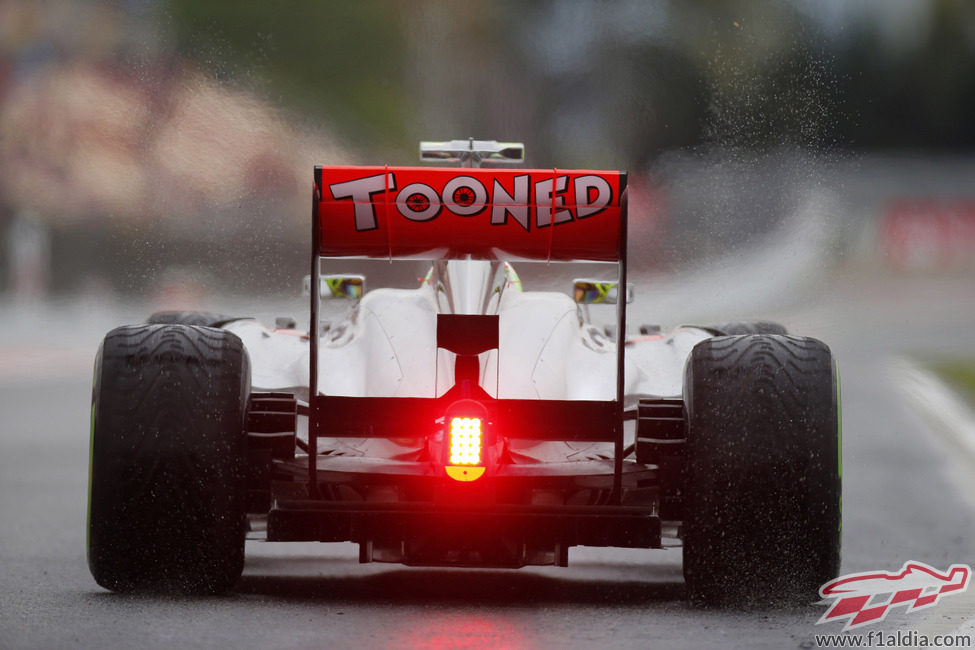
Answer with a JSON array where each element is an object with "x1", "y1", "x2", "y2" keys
[{"x1": 445, "y1": 465, "x2": 486, "y2": 482}]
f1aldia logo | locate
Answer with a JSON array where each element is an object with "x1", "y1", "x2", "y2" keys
[{"x1": 817, "y1": 561, "x2": 971, "y2": 631}]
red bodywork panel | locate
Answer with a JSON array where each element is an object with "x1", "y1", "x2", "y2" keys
[{"x1": 316, "y1": 166, "x2": 626, "y2": 261}]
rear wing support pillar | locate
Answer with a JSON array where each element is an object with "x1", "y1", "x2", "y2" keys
[
  {"x1": 611, "y1": 191, "x2": 628, "y2": 504},
  {"x1": 308, "y1": 172, "x2": 322, "y2": 498}
]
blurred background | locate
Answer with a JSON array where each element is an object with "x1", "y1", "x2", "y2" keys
[
  {"x1": 3, "y1": 6, "x2": 975, "y2": 644},
  {"x1": 0, "y1": 0, "x2": 973, "y2": 316}
]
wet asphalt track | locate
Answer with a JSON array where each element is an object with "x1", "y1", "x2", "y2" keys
[{"x1": 2, "y1": 273, "x2": 975, "y2": 649}]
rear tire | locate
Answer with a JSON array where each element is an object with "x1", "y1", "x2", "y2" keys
[
  {"x1": 682, "y1": 334, "x2": 840, "y2": 606},
  {"x1": 704, "y1": 321, "x2": 788, "y2": 336},
  {"x1": 88, "y1": 324, "x2": 251, "y2": 594},
  {"x1": 147, "y1": 311, "x2": 234, "y2": 327}
]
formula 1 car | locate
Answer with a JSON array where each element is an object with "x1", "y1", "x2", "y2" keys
[{"x1": 88, "y1": 140, "x2": 841, "y2": 604}]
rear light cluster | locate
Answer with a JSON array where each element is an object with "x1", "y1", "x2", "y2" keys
[
  {"x1": 442, "y1": 400, "x2": 490, "y2": 482},
  {"x1": 449, "y1": 417, "x2": 482, "y2": 465}
]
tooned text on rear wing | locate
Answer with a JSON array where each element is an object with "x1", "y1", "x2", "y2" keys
[{"x1": 315, "y1": 166, "x2": 627, "y2": 261}]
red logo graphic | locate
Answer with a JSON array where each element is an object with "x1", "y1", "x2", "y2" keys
[
  {"x1": 818, "y1": 561, "x2": 971, "y2": 631},
  {"x1": 405, "y1": 193, "x2": 431, "y2": 213},
  {"x1": 452, "y1": 186, "x2": 476, "y2": 207}
]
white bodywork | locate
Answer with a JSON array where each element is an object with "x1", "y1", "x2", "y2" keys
[{"x1": 225, "y1": 260, "x2": 712, "y2": 408}]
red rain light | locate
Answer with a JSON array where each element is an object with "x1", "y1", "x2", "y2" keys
[
  {"x1": 443, "y1": 399, "x2": 489, "y2": 481},
  {"x1": 449, "y1": 417, "x2": 483, "y2": 465}
]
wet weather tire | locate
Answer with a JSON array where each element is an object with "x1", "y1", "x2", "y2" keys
[
  {"x1": 147, "y1": 311, "x2": 234, "y2": 327},
  {"x1": 682, "y1": 334, "x2": 840, "y2": 606},
  {"x1": 704, "y1": 321, "x2": 788, "y2": 336},
  {"x1": 88, "y1": 324, "x2": 251, "y2": 594}
]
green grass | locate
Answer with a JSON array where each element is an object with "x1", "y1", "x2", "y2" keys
[{"x1": 927, "y1": 360, "x2": 975, "y2": 406}]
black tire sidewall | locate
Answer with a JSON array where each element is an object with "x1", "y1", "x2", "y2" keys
[
  {"x1": 88, "y1": 324, "x2": 250, "y2": 593},
  {"x1": 683, "y1": 334, "x2": 840, "y2": 606}
]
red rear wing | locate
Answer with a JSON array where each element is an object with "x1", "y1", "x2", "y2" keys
[{"x1": 314, "y1": 166, "x2": 627, "y2": 261}]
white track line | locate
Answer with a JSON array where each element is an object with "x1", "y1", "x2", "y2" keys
[
  {"x1": 887, "y1": 356, "x2": 975, "y2": 463},
  {"x1": 886, "y1": 356, "x2": 975, "y2": 641}
]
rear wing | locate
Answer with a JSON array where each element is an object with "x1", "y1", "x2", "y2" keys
[
  {"x1": 307, "y1": 164, "x2": 629, "y2": 501},
  {"x1": 314, "y1": 166, "x2": 627, "y2": 261}
]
